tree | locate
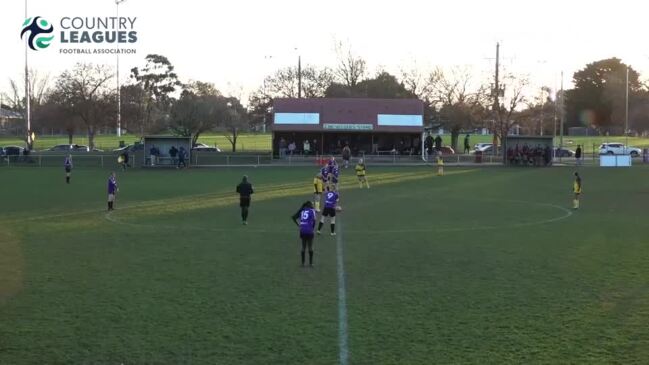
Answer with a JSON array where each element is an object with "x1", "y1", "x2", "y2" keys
[
  {"x1": 566, "y1": 58, "x2": 642, "y2": 133},
  {"x1": 325, "y1": 71, "x2": 415, "y2": 99},
  {"x1": 517, "y1": 86, "x2": 555, "y2": 136},
  {"x1": 49, "y1": 63, "x2": 115, "y2": 149},
  {"x1": 3, "y1": 70, "x2": 51, "y2": 147},
  {"x1": 34, "y1": 96, "x2": 81, "y2": 144},
  {"x1": 219, "y1": 97, "x2": 248, "y2": 152},
  {"x1": 119, "y1": 84, "x2": 148, "y2": 134},
  {"x1": 169, "y1": 81, "x2": 223, "y2": 146},
  {"x1": 493, "y1": 73, "x2": 529, "y2": 150},
  {"x1": 430, "y1": 67, "x2": 489, "y2": 150},
  {"x1": 130, "y1": 54, "x2": 181, "y2": 136},
  {"x1": 334, "y1": 41, "x2": 367, "y2": 90},
  {"x1": 248, "y1": 65, "x2": 333, "y2": 129}
]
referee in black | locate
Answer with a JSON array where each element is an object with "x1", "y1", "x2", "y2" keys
[{"x1": 236, "y1": 175, "x2": 254, "y2": 225}]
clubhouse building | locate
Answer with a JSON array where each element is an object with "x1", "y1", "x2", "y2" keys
[{"x1": 272, "y1": 98, "x2": 424, "y2": 157}]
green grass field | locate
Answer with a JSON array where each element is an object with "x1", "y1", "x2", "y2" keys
[
  {"x1": 1, "y1": 165, "x2": 649, "y2": 364},
  {"x1": 2, "y1": 133, "x2": 649, "y2": 154}
]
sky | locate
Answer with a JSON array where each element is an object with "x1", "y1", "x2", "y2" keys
[{"x1": 1, "y1": 0, "x2": 649, "y2": 105}]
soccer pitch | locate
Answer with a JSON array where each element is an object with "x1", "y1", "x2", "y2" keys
[{"x1": 1, "y1": 165, "x2": 649, "y2": 364}]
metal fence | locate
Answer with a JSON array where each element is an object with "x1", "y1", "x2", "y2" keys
[{"x1": 9, "y1": 151, "x2": 647, "y2": 168}]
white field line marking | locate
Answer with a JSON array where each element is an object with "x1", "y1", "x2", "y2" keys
[
  {"x1": 348, "y1": 201, "x2": 574, "y2": 234},
  {"x1": 336, "y1": 218, "x2": 349, "y2": 365},
  {"x1": 102, "y1": 200, "x2": 573, "y2": 235}
]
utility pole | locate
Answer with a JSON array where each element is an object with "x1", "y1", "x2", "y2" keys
[
  {"x1": 625, "y1": 66, "x2": 629, "y2": 149},
  {"x1": 492, "y1": 42, "x2": 500, "y2": 157},
  {"x1": 297, "y1": 55, "x2": 302, "y2": 99},
  {"x1": 559, "y1": 71, "x2": 566, "y2": 159},
  {"x1": 536, "y1": 60, "x2": 547, "y2": 136}
]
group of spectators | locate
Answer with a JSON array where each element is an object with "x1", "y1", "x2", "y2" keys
[
  {"x1": 424, "y1": 134, "x2": 445, "y2": 156},
  {"x1": 147, "y1": 145, "x2": 187, "y2": 168},
  {"x1": 507, "y1": 144, "x2": 553, "y2": 166},
  {"x1": 278, "y1": 138, "x2": 317, "y2": 158}
]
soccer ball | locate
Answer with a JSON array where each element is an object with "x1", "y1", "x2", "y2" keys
[{"x1": 336, "y1": 206, "x2": 343, "y2": 212}]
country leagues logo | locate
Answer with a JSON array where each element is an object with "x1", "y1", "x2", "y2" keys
[{"x1": 21, "y1": 16, "x2": 54, "y2": 50}]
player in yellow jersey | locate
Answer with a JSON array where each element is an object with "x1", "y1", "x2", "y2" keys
[
  {"x1": 313, "y1": 172, "x2": 324, "y2": 211},
  {"x1": 436, "y1": 154, "x2": 444, "y2": 176},
  {"x1": 573, "y1": 172, "x2": 582, "y2": 209},
  {"x1": 355, "y1": 158, "x2": 370, "y2": 188}
]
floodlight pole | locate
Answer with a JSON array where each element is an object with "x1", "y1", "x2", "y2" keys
[
  {"x1": 24, "y1": 0, "x2": 31, "y2": 149},
  {"x1": 559, "y1": 71, "x2": 566, "y2": 161},
  {"x1": 625, "y1": 66, "x2": 629, "y2": 148},
  {"x1": 115, "y1": 0, "x2": 127, "y2": 137}
]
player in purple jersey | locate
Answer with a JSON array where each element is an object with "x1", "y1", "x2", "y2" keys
[
  {"x1": 107, "y1": 172, "x2": 118, "y2": 211},
  {"x1": 328, "y1": 164, "x2": 339, "y2": 190},
  {"x1": 320, "y1": 165, "x2": 329, "y2": 185},
  {"x1": 317, "y1": 185, "x2": 339, "y2": 236},
  {"x1": 64, "y1": 154, "x2": 73, "y2": 184},
  {"x1": 292, "y1": 201, "x2": 317, "y2": 267},
  {"x1": 327, "y1": 157, "x2": 339, "y2": 189}
]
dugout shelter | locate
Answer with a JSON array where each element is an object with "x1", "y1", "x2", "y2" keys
[
  {"x1": 504, "y1": 135, "x2": 554, "y2": 166},
  {"x1": 272, "y1": 98, "x2": 424, "y2": 157},
  {"x1": 143, "y1": 136, "x2": 192, "y2": 166}
]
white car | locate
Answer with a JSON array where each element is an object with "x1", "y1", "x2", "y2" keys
[
  {"x1": 474, "y1": 143, "x2": 492, "y2": 151},
  {"x1": 598, "y1": 143, "x2": 641, "y2": 157}
]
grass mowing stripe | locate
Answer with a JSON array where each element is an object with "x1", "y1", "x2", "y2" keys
[{"x1": 336, "y1": 218, "x2": 349, "y2": 365}]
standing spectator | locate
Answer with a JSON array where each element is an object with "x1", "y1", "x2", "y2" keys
[
  {"x1": 279, "y1": 137, "x2": 287, "y2": 159},
  {"x1": 507, "y1": 147, "x2": 514, "y2": 165},
  {"x1": 434, "y1": 135, "x2": 443, "y2": 152},
  {"x1": 575, "y1": 145, "x2": 582, "y2": 166},
  {"x1": 178, "y1": 146, "x2": 187, "y2": 169},
  {"x1": 303, "y1": 140, "x2": 311, "y2": 155},
  {"x1": 463, "y1": 135, "x2": 471, "y2": 154},
  {"x1": 118, "y1": 152, "x2": 129, "y2": 171},
  {"x1": 169, "y1": 146, "x2": 178, "y2": 165},
  {"x1": 150, "y1": 145, "x2": 157, "y2": 166},
  {"x1": 425, "y1": 133, "x2": 434, "y2": 158},
  {"x1": 413, "y1": 137, "x2": 420, "y2": 154},
  {"x1": 236, "y1": 175, "x2": 254, "y2": 225},
  {"x1": 342, "y1": 144, "x2": 351, "y2": 168},
  {"x1": 288, "y1": 141, "x2": 296, "y2": 156},
  {"x1": 544, "y1": 145, "x2": 552, "y2": 166}
]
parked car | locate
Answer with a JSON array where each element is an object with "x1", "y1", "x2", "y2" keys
[
  {"x1": 472, "y1": 143, "x2": 495, "y2": 153},
  {"x1": 113, "y1": 143, "x2": 144, "y2": 153},
  {"x1": 45, "y1": 144, "x2": 93, "y2": 152},
  {"x1": 553, "y1": 147, "x2": 575, "y2": 157},
  {"x1": 437, "y1": 146, "x2": 455, "y2": 155},
  {"x1": 598, "y1": 143, "x2": 641, "y2": 157},
  {"x1": 192, "y1": 143, "x2": 221, "y2": 152},
  {"x1": 47, "y1": 144, "x2": 74, "y2": 152},
  {"x1": 3, "y1": 146, "x2": 25, "y2": 155},
  {"x1": 473, "y1": 143, "x2": 493, "y2": 151}
]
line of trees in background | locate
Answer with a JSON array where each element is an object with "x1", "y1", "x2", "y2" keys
[{"x1": 2, "y1": 43, "x2": 649, "y2": 151}]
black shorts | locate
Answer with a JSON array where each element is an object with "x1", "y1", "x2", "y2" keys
[
  {"x1": 240, "y1": 196, "x2": 251, "y2": 207},
  {"x1": 300, "y1": 232, "x2": 314, "y2": 240},
  {"x1": 65, "y1": 166, "x2": 71, "y2": 173},
  {"x1": 322, "y1": 207, "x2": 336, "y2": 217},
  {"x1": 343, "y1": 156, "x2": 350, "y2": 161}
]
